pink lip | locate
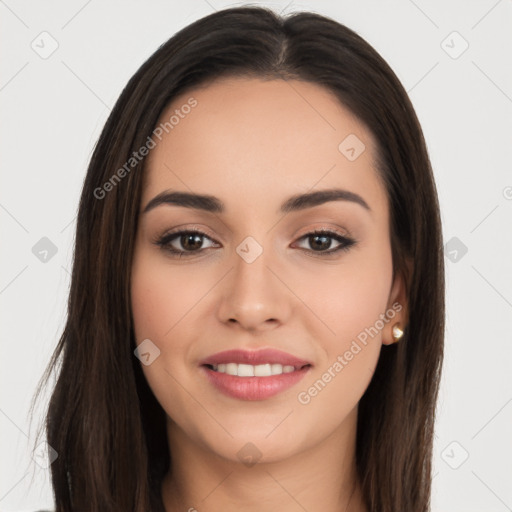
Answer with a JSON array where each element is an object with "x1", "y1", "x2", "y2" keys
[
  {"x1": 199, "y1": 348, "x2": 313, "y2": 401},
  {"x1": 200, "y1": 348, "x2": 312, "y2": 368},
  {"x1": 200, "y1": 365, "x2": 311, "y2": 401}
]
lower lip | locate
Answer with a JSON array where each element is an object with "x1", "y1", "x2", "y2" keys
[{"x1": 200, "y1": 365, "x2": 311, "y2": 401}]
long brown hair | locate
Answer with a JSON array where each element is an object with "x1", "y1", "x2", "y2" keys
[{"x1": 31, "y1": 6, "x2": 444, "y2": 511}]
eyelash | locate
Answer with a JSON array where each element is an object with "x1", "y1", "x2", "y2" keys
[{"x1": 153, "y1": 227, "x2": 357, "y2": 259}]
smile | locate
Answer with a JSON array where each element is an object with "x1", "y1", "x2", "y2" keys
[{"x1": 207, "y1": 362, "x2": 306, "y2": 376}]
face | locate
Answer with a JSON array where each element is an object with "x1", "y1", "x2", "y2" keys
[{"x1": 130, "y1": 77, "x2": 407, "y2": 464}]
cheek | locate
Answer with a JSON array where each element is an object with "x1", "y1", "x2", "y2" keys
[
  {"x1": 131, "y1": 252, "x2": 205, "y2": 344},
  {"x1": 130, "y1": 252, "x2": 204, "y2": 425},
  {"x1": 302, "y1": 240, "x2": 393, "y2": 349},
  {"x1": 130, "y1": 249, "x2": 221, "y2": 397},
  {"x1": 294, "y1": 239, "x2": 392, "y2": 407},
  {"x1": 130, "y1": 251, "x2": 190, "y2": 393}
]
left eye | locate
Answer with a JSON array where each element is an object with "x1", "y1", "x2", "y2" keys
[
  {"x1": 293, "y1": 230, "x2": 355, "y2": 254},
  {"x1": 154, "y1": 229, "x2": 356, "y2": 258}
]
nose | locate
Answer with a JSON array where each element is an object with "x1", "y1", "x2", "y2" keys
[{"x1": 216, "y1": 242, "x2": 292, "y2": 332}]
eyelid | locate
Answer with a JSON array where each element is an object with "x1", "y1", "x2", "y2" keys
[
  {"x1": 158, "y1": 224, "x2": 218, "y2": 240},
  {"x1": 294, "y1": 224, "x2": 351, "y2": 239}
]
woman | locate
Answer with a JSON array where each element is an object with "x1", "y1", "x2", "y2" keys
[{"x1": 33, "y1": 5, "x2": 444, "y2": 511}]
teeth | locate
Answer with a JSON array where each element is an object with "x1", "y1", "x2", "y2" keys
[
  {"x1": 210, "y1": 363, "x2": 299, "y2": 376},
  {"x1": 270, "y1": 363, "x2": 281, "y2": 375},
  {"x1": 237, "y1": 364, "x2": 254, "y2": 377},
  {"x1": 254, "y1": 363, "x2": 271, "y2": 376}
]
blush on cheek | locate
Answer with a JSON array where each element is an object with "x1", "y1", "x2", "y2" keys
[
  {"x1": 131, "y1": 262, "x2": 184, "y2": 340},
  {"x1": 323, "y1": 284, "x2": 389, "y2": 331}
]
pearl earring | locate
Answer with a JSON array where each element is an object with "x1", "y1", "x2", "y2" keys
[{"x1": 392, "y1": 323, "x2": 404, "y2": 343}]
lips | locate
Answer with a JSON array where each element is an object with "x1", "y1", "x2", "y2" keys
[
  {"x1": 199, "y1": 348, "x2": 313, "y2": 401},
  {"x1": 200, "y1": 348, "x2": 312, "y2": 368}
]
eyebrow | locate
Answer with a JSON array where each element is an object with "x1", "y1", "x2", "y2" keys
[{"x1": 142, "y1": 188, "x2": 371, "y2": 215}]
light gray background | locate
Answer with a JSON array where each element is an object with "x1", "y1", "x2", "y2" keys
[{"x1": 1, "y1": 0, "x2": 511, "y2": 510}]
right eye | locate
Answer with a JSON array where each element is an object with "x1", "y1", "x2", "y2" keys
[{"x1": 154, "y1": 229, "x2": 220, "y2": 257}]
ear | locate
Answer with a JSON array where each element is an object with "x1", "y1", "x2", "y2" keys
[{"x1": 382, "y1": 260, "x2": 411, "y2": 346}]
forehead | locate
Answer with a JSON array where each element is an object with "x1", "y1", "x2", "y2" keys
[{"x1": 142, "y1": 77, "x2": 387, "y2": 217}]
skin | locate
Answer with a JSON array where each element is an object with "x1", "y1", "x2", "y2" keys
[{"x1": 130, "y1": 77, "x2": 408, "y2": 512}]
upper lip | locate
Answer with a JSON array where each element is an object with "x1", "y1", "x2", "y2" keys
[{"x1": 200, "y1": 348, "x2": 312, "y2": 369}]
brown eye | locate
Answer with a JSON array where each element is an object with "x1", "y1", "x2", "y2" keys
[
  {"x1": 294, "y1": 230, "x2": 356, "y2": 256},
  {"x1": 155, "y1": 229, "x2": 219, "y2": 257},
  {"x1": 308, "y1": 234, "x2": 334, "y2": 251},
  {"x1": 179, "y1": 233, "x2": 204, "y2": 251}
]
